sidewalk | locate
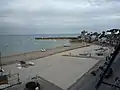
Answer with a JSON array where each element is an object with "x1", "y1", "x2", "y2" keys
[{"x1": 76, "y1": 52, "x2": 120, "y2": 90}]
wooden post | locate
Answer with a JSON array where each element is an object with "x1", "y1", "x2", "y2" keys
[{"x1": 17, "y1": 73, "x2": 20, "y2": 83}]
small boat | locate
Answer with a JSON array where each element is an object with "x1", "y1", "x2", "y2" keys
[
  {"x1": 15, "y1": 42, "x2": 20, "y2": 45},
  {"x1": 64, "y1": 43, "x2": 70, "y2": 47},
  {"x1": 41, "y1": 48, "x2": 46, "y2": 52},
  {"x1": 4, "y1": 44, "x2": 8, "y2": 47},
  {"x1": 28, "y1": 61, "x2": 35, "y2": 66},
  {"x1": 16, "y1": 61, "x2": 29, "y2": 68}
]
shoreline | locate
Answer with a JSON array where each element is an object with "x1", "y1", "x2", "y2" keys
[
  {"x1": 2, "y1": 44, "x2": 112, "y2": 90},
  {"x1": 1, "y1": 45, "x2": 67, "y2": 58},
  {"x1": 1, "y1": 42, "x2": 90, "y2": 66}
]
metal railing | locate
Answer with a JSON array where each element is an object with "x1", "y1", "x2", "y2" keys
[{"x1": 95, "y1": 43, "x2": 120, "y2": 89}]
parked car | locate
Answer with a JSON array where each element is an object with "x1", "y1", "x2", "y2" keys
[{"x1": 25, "y1": 81, "x2": 40, "y2": 90}]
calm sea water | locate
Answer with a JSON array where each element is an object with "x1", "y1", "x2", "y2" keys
[{"x1": 0, "y1": 34, "x2": 79, "y2": 57}]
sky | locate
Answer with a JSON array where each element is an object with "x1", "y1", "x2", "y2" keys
[{"x1": 0, "y1": 0, "x2": 120, "y2": 34}]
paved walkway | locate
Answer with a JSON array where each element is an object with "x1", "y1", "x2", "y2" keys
[
  {"x1": 70, "y1": 51, "x2": 120, "y2": 90},
  {"x1": 2, "y1": 45, "x2": 112, "y2": 90},
  {"x1": 3, "y1": 45, "x2": 102, "y2": 90}
]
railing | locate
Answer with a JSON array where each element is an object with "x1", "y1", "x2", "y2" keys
[
  {"x1": 7, "y1": 73, "x2": 20, "y2": 85},
  {"x1": 95, "y1": 43, "x2": 120, "y2": 89},
  {"x1": 0, "y1": 73, "x2": 22, "y2": 90}
]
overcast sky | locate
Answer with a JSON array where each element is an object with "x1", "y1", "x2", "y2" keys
[{"x1": 0, "y1": 0, "x2": 120, "y2": 34}]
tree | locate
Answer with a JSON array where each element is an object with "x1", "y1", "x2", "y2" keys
[
  {"x1": 106, "y1": 29, "x2": 120, "y2": 45},
  {"x1": 80, "y1": 30, "x2": 88, "y2": 42},
  {"x1": 92, "y1": 32, "x2": 99, "y2": 41},
  {"x1": 99, "y1": 31, "x2": 106, "y2": 39}
]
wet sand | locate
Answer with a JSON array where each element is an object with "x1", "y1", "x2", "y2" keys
[{"x1": 1, "y1": 42, "x2": 89, "y2": 65}]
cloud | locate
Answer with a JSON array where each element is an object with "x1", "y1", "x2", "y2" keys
[{"x1": 0, "y1": 0, "x2": 120, "y2": 34}]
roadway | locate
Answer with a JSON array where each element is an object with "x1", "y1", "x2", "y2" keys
[{"x1": 76, "y1": 51, "x2": 120, "y2": 90}]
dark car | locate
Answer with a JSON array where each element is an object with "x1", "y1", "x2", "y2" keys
[{"x1": 25, "y1": 81, "x2": 40, "y2": 90}]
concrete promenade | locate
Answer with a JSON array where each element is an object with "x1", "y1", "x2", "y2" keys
[
  {"x1": 69, "y1": 49, "x2": 120, "y2": 90},
  {"x1": 2, "y1": 45, "x2": 111, "y2": 90}
]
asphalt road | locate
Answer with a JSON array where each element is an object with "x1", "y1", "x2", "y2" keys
[{"x1": 78, "y1": 52, "x2": 120, "y2": 90}]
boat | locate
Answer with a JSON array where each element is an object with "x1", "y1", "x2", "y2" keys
[
  {"x1": 41, "y1": 48, "x2": 46, "y2": 52},
  {"x1": 34, "y1": 43, "x2": 37, "y2": 44},
  {"x1": 63, "y1": 43, "x2": 70, "y2": 47},
  {"x1": 4, "y1": 44, "x2": 8, "y2": 47}
]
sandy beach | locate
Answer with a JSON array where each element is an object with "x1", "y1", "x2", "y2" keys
[
  {"x1": 1, "y1": 42, "x2": 89, "y2": 65},
  {"x1": 2, "y1": 44, "x2": 112, "y2": 90}
]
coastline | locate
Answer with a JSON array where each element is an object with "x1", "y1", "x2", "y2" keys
[
  {"x1": 1, "y1": 42, "x2": 90, "y2": 66},
  {"x1": 2, "y1": 43, "x2": 113, "y2": 90}
]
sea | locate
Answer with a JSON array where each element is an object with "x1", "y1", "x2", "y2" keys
[{"x1": 0, "y1": 34, "x2": 79, "y2": 57}]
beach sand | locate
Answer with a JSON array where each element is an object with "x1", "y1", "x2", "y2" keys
[
  {"x1": 1, "y1": 42, "x2": 89, "y2": 65},
  {"x1": 2, "y1": 44, "x2": 112, "y2": 90}
]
